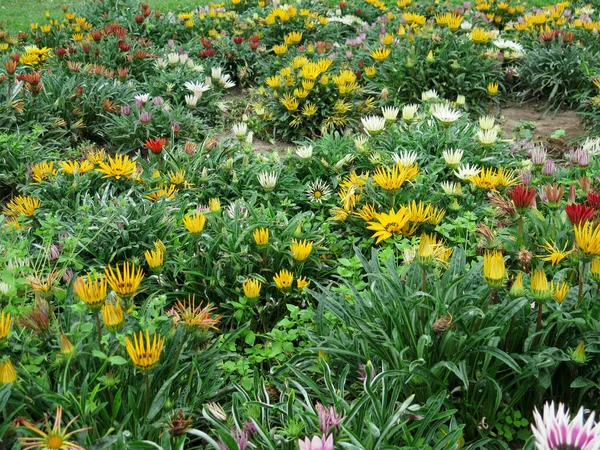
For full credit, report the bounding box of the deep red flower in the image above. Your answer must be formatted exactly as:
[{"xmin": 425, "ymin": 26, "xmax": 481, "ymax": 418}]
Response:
[
  {"xmin": 142, "ymin": 9, "xmax": 151, "ymax": 17},
  {"xmin": 145, "ymin": 137, "xmax": 169, "ymax": 154},
  {"xmin": 134, "ymin": 15, "xmax": 145, "ymax": 23},
  {"xmin": 201, "ymin": 38, "xmax": 213, "ymax": 49},
  {"xmin": 55, "ymin": 47, "xmax": 67, "ymax": 57},
  {"xmin": 91, "ymin": 30, "xmax": 103, "ymax": 41},
  {"xmin": 9, "ymin": 53, "xmax": 21, "ymax": 62},
  {"xmin": 509, "ymin": 184, "xmax": 536, "ymax": 210},
  {"xmin": 587, "ymin": 191, "xmax": 600, "ymax": 210},
  {"xmin": 206, "ymin": 49, "xmax": 216, "ymax": 57},
  {"xmin": 16, "ymin": 72, "xmax": 42, "ymax": 85},
  {"xmin": 565, "ymin": 203, "xmax": 595, "ymax": 226},
  {"xmin": 118, "ymin": 41, "xmax": 131, "ymax": 52},
  {"xmin": 233, "ymin": 36, "xmax": 245, "ymax": 45}
]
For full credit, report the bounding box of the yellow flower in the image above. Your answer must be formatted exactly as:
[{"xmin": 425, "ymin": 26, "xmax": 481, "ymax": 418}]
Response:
[
  {"xmin": 0, "ymin": 360, "xmax": 16, "ymax": 385},
  {"xmin": 297, "ymin": 276, "xmax": 310, "ymax": 290},
  {"xmin": 59, "ymin": 332, "xmax": 75, "ymax": 355},
  {"xmin": 168, "ymin": 295, "xmax": 220, "ymax": 331},
  {"xmin": 272, "ymin": 44, "xmax": 288, "ymax": 55},
  {"xmin": 30, "ymin": 161, "xmax": 57, "ymax": 182},
  {"xmin": 104, "ymin": 262, "xmax": 144, "ymax": 297},
  {"xmin": 18, "ymin": 406, "xmax": 88, "ymax": 450},
  {"xmin": 86, "ymin": 148, "xmax": 106, "ymax": 165},
  {"xmin": 302, "ymin": 102, "xmax": 318, "ymax": 116},
  {"xmin": 0, "ymin": 311, "xmax": 11, "ymax": 342},
  {"xmin": 243, "ymin": 278, "xmax": 262, "ymax": 299},
  {"xmin": 367, "ymin": 207, "xmax": 412, "ymax": 244},
  {"xmin": 591, "ymin": 258, "xmax": 600, "ymax": 283},
  {"xmin": 183, "ymin": 213, "xmax": 206, "ymax": 234},
  {"xmin": 575, "ymin": 221, "xmax": 600, "ymax": 255},
  {"xmin": 144, "ymin": 248, "xmax": 164, "ymax": 269},
  {"xmin": 280, "ymin": 93, "xmax": 299, "ymax": 111},
  {"xmin": 290, "ymin": 239, "xmax": 313, "ymax": 261},
  {"xmin": 96, "ymin": 154, "xmax": 137, "ymax": 180},
  {"xmin": 273, "ymin": 269, "xmax": 294, "ymax": 289},
  {"xmin": 74, "ymin": 274, "xmax": 107, "ymax": 310},
  {"xmin": 487, "ymin": 82, "xmax": 499, "ymax": 96},
  {"xmin": 370, "ymin": 47, "xmax": 391, "ymax": 61},
  {"xmin": 509, "ymin": 272, "xmax": 525, "ymax": 297},
  {"xmin": 372, "ymin": 163, "xmax": 419, "ymax": 192},
  {"xmin": 28, "ymin": 271, "xmax": 60, "ymax": 295},
  {"xmin": 471, "ymin": 27, "xmax": 492, "ymax": 43},
  {"xmin": 468, "ymin": 166, "xmax": 500, "ymax": 191},
  {"xmin": 266, "ymin": 75, "xmax": 282, "ymax": 88},
  {"xmin": 253, "ymin": 227, "xmax": 269, "ymax": 245},
  {"xmin": 60, "ymin": 160, "xmax": 95, "ymax": 175},
  {"xmin": 302, "ymin": 80, "xmax": 315, "ymax": 91},
  {"xmin": 552, "ymin": 281, "xmax": 570, "ymax": 303},
  {"xmin": 483, "ymin": 250, "xmax": 505, "ymax": 288},
  {"xmin": 3, "ymin": 195, "xmax": 41, "ymax": 217},
  {"xmin": 284, "ymin": 31, "xmax": 302, "ymax": 45},
  {"xmin": 209, "ymin": 198, "xmax": 221, "ymax": 212},
  {"xmin": 364, "ymin": 66, "xmax": 376, "ymax": 77},
  {"xmin": 72, "ymin": 33, "xmax": 84, "ymax": 42},
  {"xmin": 531, "ymin": 268, "xmax": 550, "ymax": 300},
  {"xmin": 102, "ymin": 301, "xmax": 124, "ymax": 332},
  {"xmin": 125, "ymin": 330, "xmax": 164, "ymax": 371},
  {"xmin": 353, "ymin": 203, "xmax": 378, "ymax": 221},
  {"xmin": 538, "ymin": 240, "xmax": 573, "ymax": 266},
  {"xmin": 145, "ymin": 185, "xmax": 177, "ymax": 202},
  {"xmin": 417, "ymin": 233, "xmax": 434, "ymax": 264}
]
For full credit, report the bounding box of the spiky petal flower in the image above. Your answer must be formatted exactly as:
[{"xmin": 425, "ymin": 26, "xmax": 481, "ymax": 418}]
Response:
[
  {"xmin": 317, "ymin": 403, "xmax": 343, "ymax": 435},
  {"xmin": 18, "ymin": 406, "xmax": 89, "ymax": 450},
  {"xmin": 361, "ymin": 115, "xmax": 386, "ymax": 135},
  {"xmin": 509, "ymin": 184, "xmax": 536, "ymax": 211},
  {"xmin": 574, "ymin": 221, "xmax": 600, "ymax": 256},
  {"xmin": 104, "ymin": 262, "xmax": 144, "ymax": 298},
  {"xmin": 243, "ymin": 278, "xmax": 262, "ymax": 299},
  {"xmin": 95, "ymin": 154, "xmax": 137, "ymax": 180},
  {"xmin": 306, "ymin": 179, "xmax": 332, "ymax": 203},
  {"xmin": 299, "ymin": 434, "xmax": 334, "ymax": 450},
  {"xmin": 0, "ymin": 359, "xmax": 17, "ymax": 384},
  {"xmin": 73, "ymin": 274, "xmax": 107, "ymax": 310},
  {"xmin": 166, "ymin": 295, "xmax": 220, "ymax": 331},
  {"xmin": 290, "ymin": 239, "xmax": 313, "ymax": 261},
  {"xmin": 0, "ymin": 311, "xmax": 11, "ymax": 342},
  {"xmin": 531, "ymin": 402, "xmax": 600, "ymax": 450},
  {"xmin": 367, "ymin": 207, "xmax": 412, "ymax": 244},
  {"xmin": 483, "ymin": 250, "xmax": 505, "ymax": 288},
  {"xmin": 431, "ymin": 103, "xmax": 461, "ymax": 125},
  {"xmin": 565, "ymin": 203, "xmax": 595, "ymax": 226},
  {"xmin": 258, "ymin": 171, "xmax": 278, "ymax": 190},
  {"xmin": 273, "ymin": 269, "xmax": 293, "ymax": 289},
  {"xmin": 125, "ymin": 330, "xmax": 165, "ymax": 371}
]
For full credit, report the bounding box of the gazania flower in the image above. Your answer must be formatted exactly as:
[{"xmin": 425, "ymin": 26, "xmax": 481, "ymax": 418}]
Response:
[
  {"xmin": 442, "ymin": 149, "xmax": 463, "ymax": 168},
  {"xmin": 73, "ymin": 274, "xmax": 107, "ymax": 310},
  {"xmin": 125, "ymin": 330, "xmax": 164, "ymax": 371},
  {"xmin": 102, "ymin": 301, "xmax": 124, "ymax": 332},
  {"xmin": 232, "ymin": 122, "xmax": 248, "ymax": 139},
  {"xmin": 531, "ymin": 402, "xmax": 600, "ymax": 450},
  {"xmin": 552, "ymin": 281, "xmax": 570, "ymax": 303},
  {"xmin": 0, "ymin": 311, "xmax": 12, "ymax": 342},
  {"xmin": 258, "ymin": 171, "xmax": 278, "ymax": 190},
  {"xmin": 184, "ymin": 80, "xmax": 210, "ymax": 96},
  {"xmin": 30, "ymin": 161, "xmax": 57, "ymax": 182},
  {"xmin": 273, "ymin": 269, "xmax": 294, "ymax": 289},
  {"xmin": 297, "ymin": 276, "xmax": 310, "ymax": 290},
  {"xmin": 509, "ymin": 184, "xmax": 536, "ymax": 210},
  {"xmin": 370, "ymin": 47, "xmax": 391, "ymax": 61},
  {"xmin": 299, "ymin": 434, "xmax": 334, "ymax": 450},
  {"xmin": 144, "ymin": 248, "xmax": 164, "ymax": 269},
  {"xmin": 296, "ymin": 145, "xmax": 313, "ymax": 159},
  {"xmin": 367, "ymin": 207, "xmax": 412, "ymax": 244},
  {"xmin": 27, "ymin": 270, "xmax": 60, "ymax": 296},
  {"xmin": 145, "ymin": 137, "xmax": 168, "ymax": 154},
  {"xmin": 393, "ymin": 151, "xmax": 418, "ymax": 167},
  {"xmin": 253, "ymin": 228, "xmax": 269, "ymax": 246},
  {"xmin": 477, "ymin": 128, "xmax": 498, "ymax": 146},
  {"xmin": 565, "ymin": 203, "xmax": 595, "ymax": 226},
  {"xmin": 574, "ymin": 221, "xmax": 600, "ymax": 256},
  {"xmin": 306, "ymin": 179, "xmax": 332, "ymax": 203},
  {"xmin": 479, "ymin": 116, "xmax": 495, "ymax": 130},
  {"xmin": 454, "ymin": 163, "xmax": 480, "ymax": 180},
  {"xmin": 361, "ymin": 115, "xmax": 385, "ymax": 135},
  {"xmin": 0, "ymin": 359, "xmax": 17, "ymax": 384},
  {"xmin": 381, "ymin": 106, "xmax": 399, "ymax": 122},
  {"xmin": 104, "ymin": 262, "xmax": 144, "ymax": 298},
  {"xmin": 509, "ymin": 272, "xmax": 525, "ymax": 297},
  {"xmin": 531, "ymin": 268, "xmax": 551, "ymax": 300},
  {"xmin": 483, "ymin": 250, "xmax": 505, "ymax": 288},
  {"xmin": 402, "ymin": 104, "xmax": 419, "ymax": 122},
  {"xmin": 290, "ymin": 239, "xmax": 313, "ymax": 261},
  {"xmin": 372, "ymin": 164, "xmax": 418, "ymax": 192},
  {"xmin": 539, "ymin": 240, "xmax": 573, "ymax": 266},
  {"xmin": 183, "ymin": 212, "xmax": 206, "ymax": 234},
  {"xmin": 167, "ymin": 296, "xmax": 220, "ymax": 331},
  {"xmin": 468, "ymin": 166, "xmax": 503, "ymax": 191},
  {"xmin": 431, "ymin": 103, "xmax": 461, "ymax": 125},
  {"xmin": 60, "ymin": 160, "xmax": 94, "ymax": 175},
  {"xmin": 243, "ymin": 278, "xmax": 262, "ymax": 299},
  {"xmin": 18, "ymin": 406, "xmax": 88, "ymax": 450},
  {"xmin": 96, "ymin": 154, "xmax": 137, "ymax": 180},
  {"xmin": 3, "ymin": 195, "xmax": 41, "ymax": 217},
  {"xmin": 146, "ymin": 185, "xmax": 177, "ymax": 202},
  {"xmin": 59, "ymin": 332, "xmax": 75, "ymax": 355}
]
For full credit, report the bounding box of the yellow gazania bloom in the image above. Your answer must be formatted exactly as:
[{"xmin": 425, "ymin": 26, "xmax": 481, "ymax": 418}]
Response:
[
  {"xmin": 74, "ymin": 274, "xmax": 107, "ymax": 310},
  {"xmin": 320, "ymin": 74, "xmax": 329, "ymax": 85},
  {"xmin": 209, "ymin": 198, "xmax": 221, "ymax": 212},
  {"xmin": 272, "ymin": 44, "xmax": 288, "ymax": 56},
  {"xmin": 592, "ymin": 76, "xmax": 600, "ymax": 91},
  {"xmin": 364, "ymin": 66, "xmax": 376, "ymax": 77},
  {"xmin": 301, "ymin": 80, "xmax": 315, "ymax": 91},
  {"xmin": 102, "ymin": 301, "xmax": 124, "ymax": 332},
  {"xmin": 3, "ymin": 195, "xmax": 40, "ymax": 217},
  {"xmin": 333, "ymin": 70, "xmax": 356, "ymax": 86},
  {"xmin": 28, "ymin": 271, "xmax": 60, "ymax": 294},
  {"xmin": 168, "ymin": 170, "xmax": 187, "ymax": 188},
  {"xmin": 253, "ymin": 227, "xmax": 269, "ymax": 245},
  {"xmin": 294, "ymin": 88, "xmax": 309, "ymax": 99},
  {"xmin": 105, "ymin": 262, "xmax": 144, "ymax": 297},
  {"xmin": 154, "ymin": 240, "xmax": 166, "ymax": 254},
  {"xmin": 72, "ymin": 33, "xmax": 84, "ymax": 42},
  {"xmin": 0, "ymin": 311, "xmax": 11, "ymax": 341},
  {"xmin": 86, "ymin": 148, "xmax": 106, "ymax": 165},
  {"xmin": 591, "ymin": 258, "xmax": 600, "ymax": 283},
  {"xmin": 18, "ymin": 406, "xmax": 88, "ymax": 450},
  {"xmin": 330, "ymin": 207, "xmax": 349, "ymax": 221},
  {"xmin": 30, "ymin": 23, "xmax": 39, "ymax": 30},
  {"xmin": 273, "ymin": 269, "xmax": 294, "ymax": 289},
  {"xmin": 293, "ymin": 56, "xmax": 309, "ymax": 69},
  {"xmin": 168, "ymin": 296, "xmax": 220, "ymax": 331},
  {"xmin": 531, "ymin": 268, "xmax": 551, "ymax": 300},
  {"xmin": 243, "ymin": 278, "xmax": 262, "ymax": 299},
  {"xmin": 146, "ymin": 185, "xmax": 177, "ymax": 202},
  {"xmin": 280, "ymin": 94, "xmax": 299, "ymax": 111},
  {"xmin": 60, "ymin": 160, "xmax": 94, "ymax": 175},
  {"xmin": 59, "ymin": 332, "xmax": 75, "ymax": 355},
  {"xmin": 372, "ymin": 163, "xmax": 419, "ymax": 192},
  {"xmin": 428, "ymin": 206, "xmax": 446, "ymax": 225},
  {"xmin": 30, "ymin": 161, "xmax": 58, "ymax": 182},
  {"xmin": 552, "ymin": 281, "xmax": 570, "ymax": 303},
  {"xmin": 302, "ymin": 102, "xmax": 318, "ymax": 116},
  {"xmin": 574, "ymin": 221, "xmax": 600, "ymax": 256},
  {"xmin": 405, "ymin": 200, "xmax": 432, "ymax": 224},
  {"xmin": 380, "ymin": 33, "xmax": 394, "ymax": 45},
  {"xmin": 279, "ymin": 67, "xmax": 292, "ymax": 77},
  {"xmin": 183, "ymin": 213, "xmax": 206, "ymax": 234},
  {"xmin": 496, "ymin": 168, "xmax": 519, "ymax": 188},
  {"xmin": 96, "ymin": 154, "xmax": 137, "ymax": 180},
  {"xmin": 487, "ymin": 82, "xmax": 499, "ymax": 96},
  {"xmin": 144, "ymin": 248, "xmax": 164, "ymax": 269},
  {"xmin": 509, "ymin": 272, "xmax": 525, "ymax": 297},
  {"xmin": 284, "ymin": 31, "xmax": 302, "ymax": 45},
  {"xmin": 317, "ymin": 58, "xmax": 333, "ymax": 73},
  {"xmin": 370, "ymin": 47, "xmax": 391, "ymax": 61},
  {"xmin": 471, "ymin": 28, "xmax": 492, "ymax": 43},
  {"xmin": 266, "ymin": 75, "xmax": 282, "ymax": 89},
  {"xmin": 0, "ymin": 360, "xmax": 17, "ymax": 385},
  {"xmin": 290, "ymin": 239, "xmax": 313, "ymax": 261},
  {"xmin": 353, "ymin": 203, "xmax": 378, "ymax": 221},
  {"xmin": 367, "ymin": 207, "xmax": 412, "ymax": 244},
  {"xmin": 125, "ymin": 330, "xmax": 164, "ymax": 371},
  {"xmin": 417, "ymin": 233, "xmax": 434, "ymax": 264},
  {"xmin": 539, "ymin": 240, "xmax": 573, "ymax": 266},
  {"xmin": 297, "ymin": 276, "xmax": 310, "ymax": 290},
  {"xmin": 483, "ymin": 250, "xmax": 505, "ymax": 288},
  {"xmin": 468, "ymin": 166, "xmax": 500, "ymax": 191}
]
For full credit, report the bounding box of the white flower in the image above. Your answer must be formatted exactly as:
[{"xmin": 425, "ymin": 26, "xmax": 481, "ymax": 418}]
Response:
[
  {"xmin": 531, "ymin": 402, "xmax": 600, "ymax": 450},
  {"xmin": 306, "ymin": 178, "xmax": 332, "ymax": 203},
  {"xmin": 186, "ymin": 59, "xmax": 197, "ymax": 69},
  {"xmin": 185, "ymin": 80, "xmax": 211, "ymax": 97},
  {"xmin": 258, "ymin": 171, "xmax": 278, "ymax": 190},
  {"xmin": 155, "ymin": 57, "xmax": 167, "ymax": 69},
  {"xmin": 402, "ymin": 104, "xmax": 419, "ymax": 121},
  {"xmin": 185, "ymin": 94, "xmax": 198, "ymax": 108},
  {"xmin": 461, "ymin": 20, "xmax": 472, "ymax": 30},
  {"xmin": 431, "ymin": 103, "xmax": 461, "ymax": 125},
  {"xmin": 443, "ymin": 148, "xmax": 463, "ymax": 166},
  {"xmin": 135, "ymin": 93, "xmax": 151, "ymax": 103},
  {"xmin": 393, "ymin": 150, "xmax": 418, "ymax": 166},
  {"xmin": 361, "ymin": 115, "xmax": 386, "ymax": 135},
  {"xmin": 179, "ymin": 53, "xmax": 189, "ymax": 64},
  {"xmin": 354, "ymin": 135, "xmax": 369, "ymax": 151},
  {"xmin": 295, "ymin": 145, "xmax": 313, "ymax": 159},
  {"xmin": 454, "ymin": 163, "xmax": 480, "ymax": 180},
  {"xmin": 167, "ymin": 52, "xmax": 180, "ymax": 64},
  {"xmin": 440, "ymin": 181, "xmax": 461, "ymax": 195},
  {"xmin": 245, "ymin": 131, "xmax": 254, "ymax": 145},
  {"xmin": 232, "ymin": 122, "xmax": 248, "ymax": 138},
  {"xmin": 455, "ymin": 95, "xmax": 466, "ymax": 106},
  {"xmin": 477, "ymin": 128, "xmax": 498, "ymax": 146},
  {"xmin": 211, "ymin": 66, "xmax": 223, "ymax": 79},
  {"xmin": 219, "ymin": 74, "xmax": 236, "ymax": 89},
  {"xmin": 582, "ymin": 137, "xmax": 600, "ymax": 156},
  {"xmin": 334, "ymin": 154, "xmax": 356, "ymax": 171},
  {"xmin": 381, "ymin": 106, "xmax": 399, "ymax": 121},
  {"xmin": 0, "ymin": 281, "xmax": 10, "ymax": 295},
  {"xmin": 403, "ymin": 248, "xmax": 416, "ymax": 264},
  {"xmin": 479, "ymin": 115, "xmax": 495, "ymax": 130},
  {"xmin": 421, "ymin": 89, "xmax": 439, "ymax": 102}
]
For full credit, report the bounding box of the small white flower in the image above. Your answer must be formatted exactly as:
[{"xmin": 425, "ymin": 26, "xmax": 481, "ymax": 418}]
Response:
[
  {"xmin": 431, "ymin": 103, "xmax": 462, "ymax": 125},
  {"xmin": 354, "ymin": 135, "xmax": 369, "ymax": 151},
  {"xmin": 179, "ymin": 53, "xmax": 189, "ymax": 64},
  {"xmin": 479, "ymin": 115, "xmax": 495, "ymax": 130},
  {"xmin": 440, "ymin": 181, "xmax": 461, "ymax": 195},
  {"xmin": 402, "ymin": 104, "xmax": 419, "ymax": 121},
  {"xmin": 0, "ymin": 281, "xmax": 10, "ymax": 295},
  {"xmin": 232, "ymin": 122, "xmax": 248, "ymax": 138},
  {"xmin": 403, "ymin": 248, "xmax": 416, "ymax": 264},
  {"xmin": 295, "ymin": 145, "xmax": 313, "ymax": 159},
  {"xmin": 186, "ymin": 59, "xmax": 197, "ymax": 69},
  {"xmin": 381, "ymin": 106, "xmax": 399, "ymax": 122},
  {"xmin": 421, "ymin": 89, "xmax": 439, "ymax": 102},
  {"xmin": 211, "ymin": 66, "xmax": 223, "ymax": 79},
  {"xmin": 155, "ymin": 57, "xmax": 167, "ymax": 69},
  {"xmin": 334, "ymin": 154, "xmax": 356, "ymax": 171},
  {"xmin": 581, "ymin": 137, "xmax": 600, "ymax": 156},
  {"xmin": 185, "ymin": 94, "xmax": 198, "ymax": 108},
  {"xmin": 477, "ymin": 128, "xmax": 498, "ymax": 146},
  {"xmin": 454, "ymin": 163, "xmax": 481, "ymax": 180},
  {"xmin": 167, "ymin": 52, "xmax": 180, "ymax": 64},
  {"xmin": 245, "ymin": 131, "xmax": 254, "ymax": 145},
  {"xmin": 306, "ymin": 178, "xmax": 332, "ymax": 203},
  {"xmin": 393, "ymin": 150, "xmax": 418, "ymax": 166},
  {"xmin": 443, "ymin": 148, "xmax": 464, "ymax": 166},
  {"xmin": 258, "ymin": 171, "xmax": 278, "ymax": 190},
  {"xmin": 361, "ymin": 115, "xmax": 386, "ymax": 135},
  {"xmin": 135, "ymin": 93, "xmax": 151, "ymax": 103},
  {"xmin": 219, "ymin": 74, "xmax": 236, "ymax": 89},
  {"xmin": 455, "ymin": 95, "xmax": 466, "ymax": 106},
  {"xmin": 185, "ymin": 80, "xmax": 211, "ymax": 97},
  {"xmin": 461, "ymin": 20, "xmax": 472, "ymax": 30}
]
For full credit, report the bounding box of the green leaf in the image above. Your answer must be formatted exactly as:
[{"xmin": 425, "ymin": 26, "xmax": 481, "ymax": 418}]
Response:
[
  {"xmin": 0, "ymin": 384, "xmax": 11, "ymax": 410},
  {"xmin": 245, "ymin": 331, "xmax": 256, "ymax": 346},
  {"xmin": 108, "ymin": 356, "xmax": 128, "ymax": 365},
  {"xmin": 92, "ymin": 350, "xmax": 108, "ymax": 360},
  {"xmin": 88, "ymin": 435, "xmax": 120, "ymax": 450},
  {"xmin": 147, "ymin": 370, "xmax": 184, "ymax": 421}
]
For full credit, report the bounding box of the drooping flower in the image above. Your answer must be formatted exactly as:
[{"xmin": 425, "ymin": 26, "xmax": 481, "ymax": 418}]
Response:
[
  {"xmin": 125, "ymin": 330, "xmax": 165, "ymax": 371},
  {"xmin": 290, "ymin": 239, "xmax": 313, "ymax": 261},
  {"xmin": 18, "ymin": 406, "xmax": 89, "ymax": 450},
  {"xmin": 531, "ymin": 402, "xmax": 600, "ymax": 450}
]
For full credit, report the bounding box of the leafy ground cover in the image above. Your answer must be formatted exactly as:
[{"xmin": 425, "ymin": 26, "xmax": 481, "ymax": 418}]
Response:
[{"xmin": 1, "ymin": 0, "xmax": 600, "ymax": 449}]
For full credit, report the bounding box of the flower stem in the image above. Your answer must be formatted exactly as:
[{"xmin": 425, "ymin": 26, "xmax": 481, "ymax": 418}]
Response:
[
  {"xmin": 518, "ymin": 215, "xmax": 523, "ymax": 248},
  {"xmin": 145, "ymin": 373, "xmax": 150, "ymax": 417},
  {"xmin": 95, "ymin": 311, "xmax": 103, "ymax": 351},
  {"xmin": 578, "ymin": 260, "xmax": 586, "ymax": 306},
  {"xmin": 534, "ymin": 302, "xmax": 543, "ymax": 347},
  {"xmin": 421, "ymin": 268, "xmax": 427, "ymax": 293}
]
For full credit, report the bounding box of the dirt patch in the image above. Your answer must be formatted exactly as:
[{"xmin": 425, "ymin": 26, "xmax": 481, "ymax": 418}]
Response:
[{"xmin": 497, "ymin": 103, "xmax": 586, "ymax": 143}]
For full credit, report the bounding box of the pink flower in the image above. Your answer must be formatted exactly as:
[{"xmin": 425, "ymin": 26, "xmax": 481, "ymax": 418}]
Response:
[
  {"xmin": 532, "ymin": 402, "xmax": 600, "ymax": 450},
  {"xmin": 298, "ymin": 434, "xmax": 333, "ymax": 450}
]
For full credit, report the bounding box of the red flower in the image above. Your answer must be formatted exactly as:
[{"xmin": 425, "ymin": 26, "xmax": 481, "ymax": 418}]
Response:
[
  {"xmin": 145, "ymin": 137, "xmax": 168, "ymax": 154},
  {"xmin": 233, "ymin": 36, "xmax": 245, "ymax": 45},
  {"xmin": 16, "ymin": 72, "xmax": 42, "ymax": 85},
  {"xmin": 55, "ymin": 47, "xmax": 67, "ymax": 57},
  {"xmin": 587, "ymin": 191, "xmax": 600, "ymax": 210},
  {"xmin": 206, "ymin": 49, "xmax": 216, "ymax": 57},
  {"xmin": 565, "ymin": 203, "xmax": 595, "ymax": 226},
  {"xmin": 508, "ymin": 184, "xmax": 536, "ymax": 209},
  {"xmin": 201, "ymin": 38, "xmax": 213, "ymax": 49},
  {"xmin": 118, "ymin": 41, "xmax": 131, "ymax": 52},
  {"xmin": 134, "ymin": 15, "xmax": 145, "ymax": 23}
]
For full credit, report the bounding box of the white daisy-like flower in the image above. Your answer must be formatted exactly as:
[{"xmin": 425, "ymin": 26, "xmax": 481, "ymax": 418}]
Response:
[
  {"xmin": 179, "ymin": 53, "xmax": 189, "ymax": 64},
  {"xmin": 219, "ymin": 74, "xmax": 236, "ymax": 89},
  {"xmin": 421, "ymin": 89, "xmax": 439, "ymax": 102},
  {"xmin": 185, "ymin": 94, "xmax": 198, "ymax": 108},
  {"xmin": 361, "ymin": 115, "xmax": 386, "ymax": 135},
  {"xmin": 306, "ymin": 178, "xmax": 332, "ymax": 203},
  {"xmin": 402, "ymin": 104, "xmax": 419, "ymax": 121},
  {"xmin": 186, "ymin": 59, "xmax": 196, "ymax": 69},
  {"xmin": 393, "ymin": 150, "xmax": 418, "ymax": 166},
  {"xmin": 0, "ymin": 281, "xmax": 10, "ymax": 295},
  {"xmin": 431, "ymin": 103, "xmax": 461, "ymax": 125},
  {"xmin": 232, "ymin": 122, "xmax": 248, "ymax": 139},
  {"xmin": 440, "ymin": 181, "xmax": 461, "ymax": 195},
  {"xmin": 442, "ymin": 148, "xmax": 463, "ymax": 167},
  {"xmin": 581, "ymin": 137, "xmax": 600, "ymax": 156},
  {"xmin": 454, "ymin": 163, "xmax": 481, "ymax": 180},
  {"xmin": 167, "ymin": 52, "xmax": 180, "ymax": 64},
  {"xmin": 354, "ymin": 135, "xmax": 369, "ymax": 151},
  {"xmin": 155, "ymin": 57, "xmax": 167, "ymax": 69},
  {"xmin": 531, "ymin": 401, "xmax": 600, "ymax": 450},
  {"xmin": 477, "ymin": 128, "xmax": 498, "ymax": 146},
  {"xmin": 479, "ymin": 115, "xmax": 495, "ymax": 130},
  {"xmin": 295, "ymin": 145, "xmax": 313, "ymax": 159},
  {"xmin": 135, "ymin": 93, "xmax": 151, "ymax": 103},
  {"xmin": 258, "ymin": 171, "xmax": 278, "ymax": 190},
  {"xmin": 381, "ymin": 106, "xmax": 400, "ymax": 122},
  {"xmin": 185, "ymin": 80, "xmax": 211, "ymax": 97},
  {"xmin": 211, "ymin": 66, "xmax": 223, "ymax": 80},
  {"xmin": 460, "ymin": 21, "xmax": 472, "ymax": 30}
]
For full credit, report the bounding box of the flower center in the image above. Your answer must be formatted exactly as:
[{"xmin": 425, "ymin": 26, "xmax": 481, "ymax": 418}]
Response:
[
  {"xmin": 47, "ymin": 435, "xmax": 64, "ymax": 449},
  {"xmin": 384, "ymin": 222, "xmax": 400, "ymax": 233},
  {"xmin": 314, "ymin": 191, "xmax": 322, "ymax": 198}
]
